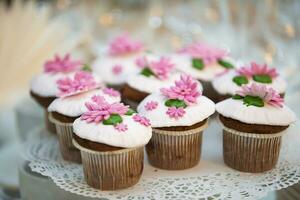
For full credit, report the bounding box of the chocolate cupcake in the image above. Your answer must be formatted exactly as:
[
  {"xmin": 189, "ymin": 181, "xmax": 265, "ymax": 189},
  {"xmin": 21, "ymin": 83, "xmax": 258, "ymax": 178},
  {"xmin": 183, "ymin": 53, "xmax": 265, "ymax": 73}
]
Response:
[
  {"xmin": 30, "ymin": 54, "xmax": 82, "ymax": 133},
  {"xmin": 122, "ymin": 55, "xmax": 183, "ymax": 109},
  {"xmin": 92, "ymin": 33, "xmax": 144, "ymax": 90},
  {"xmin": 72, "ymin": 96, "xmax": 152, "ymax": 190},
  {"xmin": 138, "ymin": 74, "xmax": 215, "ymax": 170},
  {"xmin": 48, "ymin": 71, "xmax": 120, "ymax": 163},
  {"xmin": 216, "ymin": 83, "xmax": 296, "ymax": 173},
  {"xmin": 213, "ymin": 62, "xmax": 286, "ymax": 101},
  {"xmin": 171, "ymin": 42, "xmax": 235, "ymax": 102}
]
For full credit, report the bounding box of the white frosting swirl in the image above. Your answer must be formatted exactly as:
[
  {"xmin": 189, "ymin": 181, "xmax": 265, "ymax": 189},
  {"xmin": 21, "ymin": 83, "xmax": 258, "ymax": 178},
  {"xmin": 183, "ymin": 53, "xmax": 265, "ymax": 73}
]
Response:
[
  {"xmin": 212, "ymin": 70, "xmax": 287, "ymax": 95},
  {"xmin": 73, "ymin": 115, "xmax": 152, "ymax": 148},
  {"xmin": 216, "ymin": 98, "xmax": 296, "ymax": 126},
  {"xmin": 92, "ymin": 52, "xmax": 143, "ymax": 85},
  {"xmin": 137, "ymin": 93, "xmax": 215, "ymax": 127},
  {"xmin": 48, "ymin": 89, "xmax": 120, "ymax": 117},
  {"xmin": 171, "ymin": 54, "xmax": 235, "ymax": 82}
]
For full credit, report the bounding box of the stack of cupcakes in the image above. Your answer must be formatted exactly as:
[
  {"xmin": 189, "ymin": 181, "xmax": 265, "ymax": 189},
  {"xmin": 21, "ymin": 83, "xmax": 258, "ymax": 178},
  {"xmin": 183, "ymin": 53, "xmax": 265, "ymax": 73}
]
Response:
[
  {"xmin": 138, "ymin": 74, "xmax": 215, "ymax": 170},
  {"xmin": 213, "ymin": 62, "xmax": 286, "ymax": 101},
  {"xmin": 30, "ymin": 54, "xmax": 82, "ymax": 133},
  {"xmin": 72, "ymin": 96, "xmax": 152, "ymax": 190},
  {"xmin": 92, "ymin": 33, "xmax": 144, "ymax": 90},
  {"xmin": 122, "ymin": 55, "xmax": 183, "ymax": 109},
  {"xmin": 48, "ymin": 71, "xmax": 120, "ymax": 163},
  {"xmin": 171, "ymin": 42, "xmax": 235, "ymax": 102}
]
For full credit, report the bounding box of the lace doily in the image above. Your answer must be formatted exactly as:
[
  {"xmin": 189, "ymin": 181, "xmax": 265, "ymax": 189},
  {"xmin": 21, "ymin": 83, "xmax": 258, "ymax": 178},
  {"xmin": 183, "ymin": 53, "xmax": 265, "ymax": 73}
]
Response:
[{"xmin": 22, "ymin": 120, "xmax": 300, "ymax": 200}]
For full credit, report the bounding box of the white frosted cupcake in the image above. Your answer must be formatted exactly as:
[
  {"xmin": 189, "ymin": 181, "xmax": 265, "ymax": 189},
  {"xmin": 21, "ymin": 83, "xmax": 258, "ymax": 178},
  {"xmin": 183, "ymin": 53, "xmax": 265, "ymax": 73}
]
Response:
[
  {"xmin": 138, "ymin": 74, "xmax": 215, "ymax": 170},
  {"xmin": 216, "ymin": 83, "xmax": 296, "ymax": 172},
  {"xmin": 122, "ymin": 55, "xmax": 185, "ymax": 108},
  {"xmin": 48, "ymin": 71, "xmax": 120, "ymax": 163},
  {"xmin": 212, "ymin": 62, "xmax": 286, "ymax": 101},
  {"xmin": 30, "ymin": 54, "xmax": 83, "ymax": 132},
  {"xmin": 92, "ymin": 34, "xmax": 144, "ymax": 89},
  {"xmin": 171, "ymin": 42, "xmax": 235, "ymax": 101},
  {"xmin": 73, "ymin": 96, "xmax": 152, "ymax": 190}
]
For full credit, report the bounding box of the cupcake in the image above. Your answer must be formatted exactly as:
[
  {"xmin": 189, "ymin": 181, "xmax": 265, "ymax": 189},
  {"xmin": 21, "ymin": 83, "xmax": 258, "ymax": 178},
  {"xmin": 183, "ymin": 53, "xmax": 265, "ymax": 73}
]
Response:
[
  {"xmin": 72, "ymin": 96, "xmax": 152, "ymax": 190},
  {"xmin": 216, "ymin": 83, "xmax": 296, "ymax": 173},
  {"xmin": 122, "ymin": 55, "xmax": 183, "ymax": 109},
  {"xmin": 171, "ymin": 42, "xmax": 235, "ymax": 102},
  {"xmin": 212, "ymin": 62, "xmax": 286, "ymax": 101},
  {"xmin": 48, "ymin": 71, "xmax": 120, "ymax": 163},
  {"xmin": 30, "ymin": 54, "xmax": 82, "ymax": 133},
  {"xmin": 92, "ymin": 33, "xmax": 144, "ymax": 90},
  {"xmin": 138, "ymin": 74, "xmax": 215, "ymax": 170}
]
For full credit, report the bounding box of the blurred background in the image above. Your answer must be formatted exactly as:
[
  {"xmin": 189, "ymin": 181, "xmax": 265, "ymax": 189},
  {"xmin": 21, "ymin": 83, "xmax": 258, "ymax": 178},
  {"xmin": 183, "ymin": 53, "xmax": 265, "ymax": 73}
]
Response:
[{"xmin": 0, "ymin": 0, "xmax": 299, "ymax": 199}]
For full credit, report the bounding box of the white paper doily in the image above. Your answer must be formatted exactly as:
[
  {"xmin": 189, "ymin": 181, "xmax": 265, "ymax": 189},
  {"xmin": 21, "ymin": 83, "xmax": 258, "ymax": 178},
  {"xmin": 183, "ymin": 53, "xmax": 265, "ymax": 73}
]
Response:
[{"xmin": 22, "ymin": 120, "xmax": 300, "ymax": 200}]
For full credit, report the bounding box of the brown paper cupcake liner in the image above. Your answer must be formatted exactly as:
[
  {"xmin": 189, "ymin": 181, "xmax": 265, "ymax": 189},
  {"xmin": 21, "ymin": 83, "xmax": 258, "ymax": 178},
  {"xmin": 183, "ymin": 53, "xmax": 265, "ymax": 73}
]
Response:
[
  {"xmin": 222, "ymin": 126, "xmax": 286, "ymax": 173},
  {"xmin": 146, "ymin": 121, "xmax": 208, "ymax": 170},
  {"xmin": 73, "ymin": 139, "xmax": 144, "ymax": 190},
  {"xmin": 121, "ymin": 98, "xmax": 139, "ymax": 111},
  {"xmin": 44, "ymin": 110, "xmax": 56, "ymax": 134},
  {"xmin": 48, "ymin": 113, "xmax": 81, "ymax": 163}
]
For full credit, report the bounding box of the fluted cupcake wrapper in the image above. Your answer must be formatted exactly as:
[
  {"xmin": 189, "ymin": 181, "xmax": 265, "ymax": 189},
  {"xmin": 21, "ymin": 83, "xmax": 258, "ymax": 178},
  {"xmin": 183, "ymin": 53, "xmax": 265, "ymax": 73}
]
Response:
[
  {"xmin": 146, "ymin": 121, "xmax": 208, "ymax": 170},
  {"xmin": 44, "ymin": 110, "xmax": 56, "ymax": 134},
  {"xmin": 222, "ymin": 126, "xmax": 286, "ymax": 173},
  {"xmin": 48, "ymin": 113, "xmax": 81, "ymax": 163},
  {"xmin": 73, "ymin": 139, "xmax": 144, "ymax": 190}
]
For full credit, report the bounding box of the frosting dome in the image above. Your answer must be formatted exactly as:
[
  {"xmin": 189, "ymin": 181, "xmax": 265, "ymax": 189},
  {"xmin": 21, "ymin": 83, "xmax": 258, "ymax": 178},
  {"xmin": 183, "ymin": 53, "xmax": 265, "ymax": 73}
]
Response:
[
  {"xmin": 216, "ymin": 98, "xmax": 296, "ymax": 126},
  {"xmin": 48, "ymin": 88, "xmax": 120, "ymax": 117}
]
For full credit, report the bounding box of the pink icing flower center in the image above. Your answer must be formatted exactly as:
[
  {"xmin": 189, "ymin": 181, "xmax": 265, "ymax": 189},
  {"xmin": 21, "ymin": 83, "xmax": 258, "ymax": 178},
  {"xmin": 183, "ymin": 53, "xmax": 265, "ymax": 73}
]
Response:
[
  {"xmin": 145, "ymin": 101, "xmax": 158, "ymax": 111},
  {"xmin": 137, "ymin": 56, "xmax": 175, "ymax": 80},
  {"xmin": 109, "ymin": 34, "xmax": 143, "ymax": 56},
  {"xmin": 161, "ymin": 74, "xmax": 201, "ymax": 105},
  {"xmin": 179, "ymin": 42, "xmax": 228, "ymax": 65},
  {"xmin": 166, "ymin": 107, "xmax": 186, "ymax": 119},
  {"xmin": 81, "ymin": 95, "xmax": 129, "ymax": 123},
  {"xmin": 237, "ymin": 62, "xmax": 278, "ymax": 78},
  {"xmin": 44, "ymin": 54, "xmax": 82, "ymax": 73},
  {"xmin": 237, "ymin": 83, "xmax": 284, "ymax": 107},
  {"xmin": 112, "ymin": 65, "xmax": 123, "ymax": 75},
  {"xmin": 114, "ymin": 123, "xmax": 128, "ymax": 132},
  {"xmin": 133, "ymin": 114, "xmax": 151, "ymax": 127},
  {"xmin": 102, "ymin": 88, "xmax": 120, "ymax": 97},
  {"xmin": 56, "ymin": 71, "xmax": 99, "ymax": 97}
]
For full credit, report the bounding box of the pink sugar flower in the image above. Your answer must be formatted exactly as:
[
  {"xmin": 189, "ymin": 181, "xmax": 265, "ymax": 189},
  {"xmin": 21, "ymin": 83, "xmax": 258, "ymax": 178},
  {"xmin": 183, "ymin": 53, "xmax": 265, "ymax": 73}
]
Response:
[
  {"xmin": 114, "ymin": 123, "xmax": 128, "ymax": 132},
  {"xmin": 149, "ymin": 57, "xmax": 174, "ymax": 80},
  {"xmin": 102, "ymin": 88, "xmax": 120, "ymax": 97},
  {"xmin": 133, "ymin": 114, "xmax": 151, "ymax": 127},
  {"xmin": 145, "ymin": 101, "xmax": 158, "ymax": 111},
  {"xmin": 81, "ymin": 95, "xmax": 129, "ymax": 123},
  {"xmin": 179, "ymin": 42, "xmax": 228, "ymax": 65},
  {"xmin": 166, "ymin": 107, "xmax": 185, "ymax": 119},
  {"xmin": 161, "ymin": 74, "xmax": 201, "ymax": 105},
  {"xmin": 109, "ymin": 33, "xmax": 143, "ymax": 56},
  {"xmin": 237, "ymin": 83, "xmax": 284, "ymax": 107},
  {"xmin": 112, "ymin": 65, "xmax": 123, "ymax": 75},
  {"xmin": 237, "ymin": 62, "xmax": 278, "ymax": 78},
  {"xmin": 44, "ymin": 54, "xmax": 82, "ymax": 73},
  {"xmin": 135, "ymin": 56, "xmax": 148, "ymax": 68},
  {"xmin": 56, "ymin": 71, "xmax": 99, "ymax": 97}
]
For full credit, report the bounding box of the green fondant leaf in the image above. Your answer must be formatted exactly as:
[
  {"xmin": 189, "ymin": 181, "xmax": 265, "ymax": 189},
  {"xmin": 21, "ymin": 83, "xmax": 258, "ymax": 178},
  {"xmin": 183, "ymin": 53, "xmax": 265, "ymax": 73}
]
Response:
[
  {"xmin": 243, "ymin": 95, "xmax": 264, "ymax": 107},
  {"xmin": 232, "ymin": 94, "xmax": 243, "ymax": 100},
  {"xmin": 165, "ymin": 99, "xmax": 187, "ymax": 108},
  {"xmin": 125, "ymin": 108, "xmax": 136, "ymax": 116},
  {"xmin": 103, "ymin": 114, "xmax": 123, "ymax": 125},
  {"xmin": 82, "ymin": 64, "xmax": 92, "ymax": 72},
  {"xmin": 253, "ymin": 74, "xmax": 272, "ymax": 83},
  {"xmin": 192, "ymin": 58, "xmax": 204, "ymax": 70},
  {"xmin": 218, "ymin": 59, "xmax": 234, "ymax": 69},
  {"xmin": 140, "ymin": 67, "xmax": 154, "ymax": 77},
  {"xmin": 232, "ymin": 75, "xmax": 249, "ymax": 86}
]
